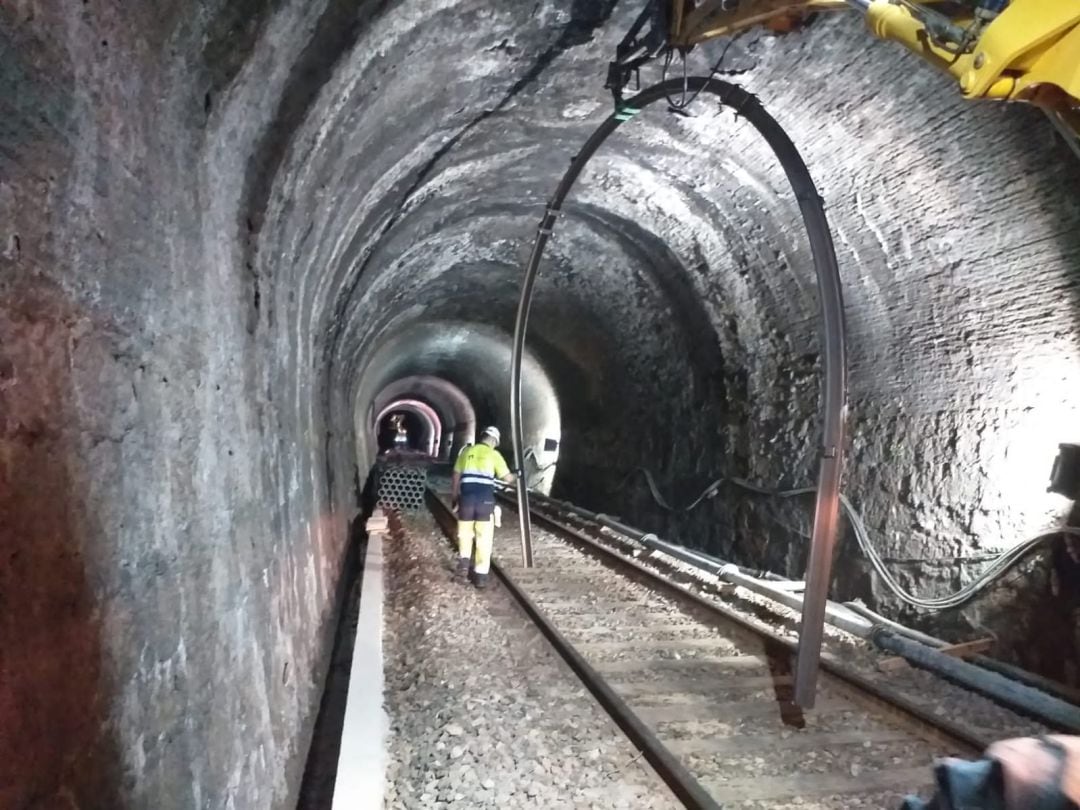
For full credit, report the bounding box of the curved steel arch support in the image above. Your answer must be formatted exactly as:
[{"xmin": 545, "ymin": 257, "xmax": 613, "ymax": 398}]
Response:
[
  {"xmin": 510, "ymin": 77, "xmax": 847, "ymax": 709},
  {"xmin": 375, "ymin": 398, "xmax": 442, "ymax": 456}
]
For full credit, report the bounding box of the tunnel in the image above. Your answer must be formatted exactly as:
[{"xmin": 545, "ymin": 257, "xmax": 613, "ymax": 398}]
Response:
[
  {"xmin": 374, "ymin": 405, "xmax": 436, "ymax": 455},
  {"xmin": 3, "ymin": 1, "xmax": 1080, "ymax": 807}
]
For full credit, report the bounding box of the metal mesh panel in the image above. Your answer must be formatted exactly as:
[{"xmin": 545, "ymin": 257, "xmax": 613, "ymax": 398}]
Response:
[{"xmin": 375, "ymin": 462, "xmax": 428, "ymax": 513}]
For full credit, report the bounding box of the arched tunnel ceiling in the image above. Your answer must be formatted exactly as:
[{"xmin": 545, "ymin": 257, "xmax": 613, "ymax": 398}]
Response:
[
  {"xmin": 5, "ymin": 2, "xmax": 1080, "ymax": 806},
  {"xmin": 255, "ymin": 0, "xmax": 1080, "ymax": 554}
]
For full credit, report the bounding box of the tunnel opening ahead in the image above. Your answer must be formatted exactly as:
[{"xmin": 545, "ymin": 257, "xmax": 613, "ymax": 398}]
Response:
[
  {"xmin": 354, "ymin": 322, "xmax": 562, "ymax": 496},
  {"xmin": 375, "ymin": 400, "xmax": 441, "ymax": 457}
]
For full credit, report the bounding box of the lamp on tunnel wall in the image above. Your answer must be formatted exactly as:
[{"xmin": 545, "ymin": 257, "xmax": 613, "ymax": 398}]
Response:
[
  {"xmin": 1049, "ymin": 444, "xmax": 1080, "ymax": 500},
  {"xmin": 510, "ymin": 77, "xmax": 847, "ymax": 710}
]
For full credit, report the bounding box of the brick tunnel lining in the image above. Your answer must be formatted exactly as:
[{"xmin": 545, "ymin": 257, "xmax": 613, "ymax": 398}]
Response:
[{"xmin": 3, "ymin": 1, "xmax": 1080, "ymax": 808}]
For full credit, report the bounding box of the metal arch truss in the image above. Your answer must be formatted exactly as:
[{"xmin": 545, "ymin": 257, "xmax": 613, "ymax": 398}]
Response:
[{"xmin": 509, "ymin": 77, "xmax": 848, "ymax": 709}]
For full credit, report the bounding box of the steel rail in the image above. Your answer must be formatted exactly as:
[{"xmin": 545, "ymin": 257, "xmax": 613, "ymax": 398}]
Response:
[
  {"xmin": 526, "ymin": 491, "xmax": 1080, "ymax": 736},
  {"xmin": 424, "ymin": 489, "xmax": 722, "ymax": 810},
  {"xmin": 509, "ymin": 76, "xmax": 847, "ymax": 708},
  {"xmin": 505, "ymin": 492, "xmax": 988, "ymax": 755}
]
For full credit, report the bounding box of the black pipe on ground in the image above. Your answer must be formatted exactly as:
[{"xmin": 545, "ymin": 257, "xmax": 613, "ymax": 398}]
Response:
[{"xmin": 872, "ymin": 630, "xmax": 1080, "ymax": 734}]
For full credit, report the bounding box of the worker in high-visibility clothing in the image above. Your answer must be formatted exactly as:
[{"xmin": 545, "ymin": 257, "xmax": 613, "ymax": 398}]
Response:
[{"xmin": 451, "ymin": 426, "xmax": 515, "ymax": 588}]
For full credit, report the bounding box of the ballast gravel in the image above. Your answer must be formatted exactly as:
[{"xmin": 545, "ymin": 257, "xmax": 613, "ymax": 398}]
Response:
[
  {"xmin": 382, "ymin": 515, "xmax": 679, "ymax": 809},
  {"xmin": 490, "ymin": 515, "xmax": 945, "ymax": 806},
  {"xmin": 557, "ymin": 512, "xmax": 1056, "ymax": 744}
]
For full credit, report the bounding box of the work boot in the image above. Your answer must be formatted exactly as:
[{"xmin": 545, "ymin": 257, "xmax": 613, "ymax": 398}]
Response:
[
  {"xmin": 455, "ymin": 557, "xmax": 470, "ymax": 581},
  {"xmin": 473, "ymin": 572, "xmax": 489, "ymax": 590}
]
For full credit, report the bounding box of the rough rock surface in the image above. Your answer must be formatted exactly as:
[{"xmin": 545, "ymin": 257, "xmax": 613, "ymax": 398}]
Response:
[
  {"xmin": 382, "ymin": 515, "xmax": 677, "ymax": 809},
  {"xmin": 3, "ymin": 0, "xmax": 1080, "ymax": 807}
]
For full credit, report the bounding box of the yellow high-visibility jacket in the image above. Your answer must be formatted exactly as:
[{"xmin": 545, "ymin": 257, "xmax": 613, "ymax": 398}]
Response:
[{"xmin": 454, "ymin": 443, "xmax": 509, "ymax": 488}]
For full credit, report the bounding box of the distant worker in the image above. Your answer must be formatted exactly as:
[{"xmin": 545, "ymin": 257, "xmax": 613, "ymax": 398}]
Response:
[
  {"xmin": 451, "ymin": 426, "xmax": 515, "ymax": 589},
  {"xmin": 391, "ymin": 414, "xmax": 408, "ymax": 451}
]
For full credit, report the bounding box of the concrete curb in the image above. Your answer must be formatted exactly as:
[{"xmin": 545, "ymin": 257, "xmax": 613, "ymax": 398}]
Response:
[{"xmin": 331, "ymin": 525, "xmax": 387, "ymax": 809}]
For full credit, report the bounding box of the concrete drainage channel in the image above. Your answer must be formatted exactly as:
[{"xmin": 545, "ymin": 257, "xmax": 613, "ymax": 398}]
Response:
[
  {"xmin": 297, "ymin": 510, "xmax": 394, "ymax": 810},
  {"xmin": 328, "ymin": 510, "xmax": 391, "ymax": 809},
  {"xmin": 422, "ymin": 487, "xmax": 1070, "ymax": 808}
]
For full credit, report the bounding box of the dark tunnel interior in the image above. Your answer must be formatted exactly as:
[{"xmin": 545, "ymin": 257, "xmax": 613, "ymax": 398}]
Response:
[
  {"xmin": 376, "ymin": 409, "xmax": 429, "ymax": 454},
  {"xmin": 3, "ymin": 1, "xmax": 1080, "ymax": 807}
]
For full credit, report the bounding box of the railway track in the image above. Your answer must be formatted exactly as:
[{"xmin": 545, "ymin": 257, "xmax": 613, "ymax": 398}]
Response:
[{"xmin": 425, "ymin": 488, "xmax": 993, "ymax": 809}]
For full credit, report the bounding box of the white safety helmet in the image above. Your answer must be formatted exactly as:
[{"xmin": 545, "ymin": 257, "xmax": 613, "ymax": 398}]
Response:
[{"xmin": 481, "ymin": 426, "xmax": 501, "ymax": 446}]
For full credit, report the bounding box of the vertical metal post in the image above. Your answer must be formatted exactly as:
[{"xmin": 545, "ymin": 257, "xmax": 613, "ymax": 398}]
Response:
[
  {"xmin": 509, "ymin": 320, "xmax": 535, "ymax": 567},
  {"xmin": 510, "ymin": 206, "xmax": 559, "ymax": 568}
]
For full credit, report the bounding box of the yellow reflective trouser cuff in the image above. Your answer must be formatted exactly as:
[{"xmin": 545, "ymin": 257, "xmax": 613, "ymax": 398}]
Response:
[
  {"xmin": 457, "ymin": 520, "xmax": 475, "ymax": 560},
  {"xmin": 474, "ymin": 519, "xmax": 495, "ymax": 575}
]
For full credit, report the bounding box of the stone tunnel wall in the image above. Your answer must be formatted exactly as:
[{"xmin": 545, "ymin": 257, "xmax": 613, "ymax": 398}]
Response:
[
  {"xmin": 1, "ymin": 2, "xmax": 360, "ymax": 807},
  {"xmin": 4, "ymin": 0, "xmax": 1080, "ymax": 808}
]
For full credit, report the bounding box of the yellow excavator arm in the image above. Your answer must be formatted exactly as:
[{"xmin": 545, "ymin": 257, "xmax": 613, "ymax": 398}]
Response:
[{"xmin": 611, "ymin": 0, "xmax": 1080, "ymax": 139}]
